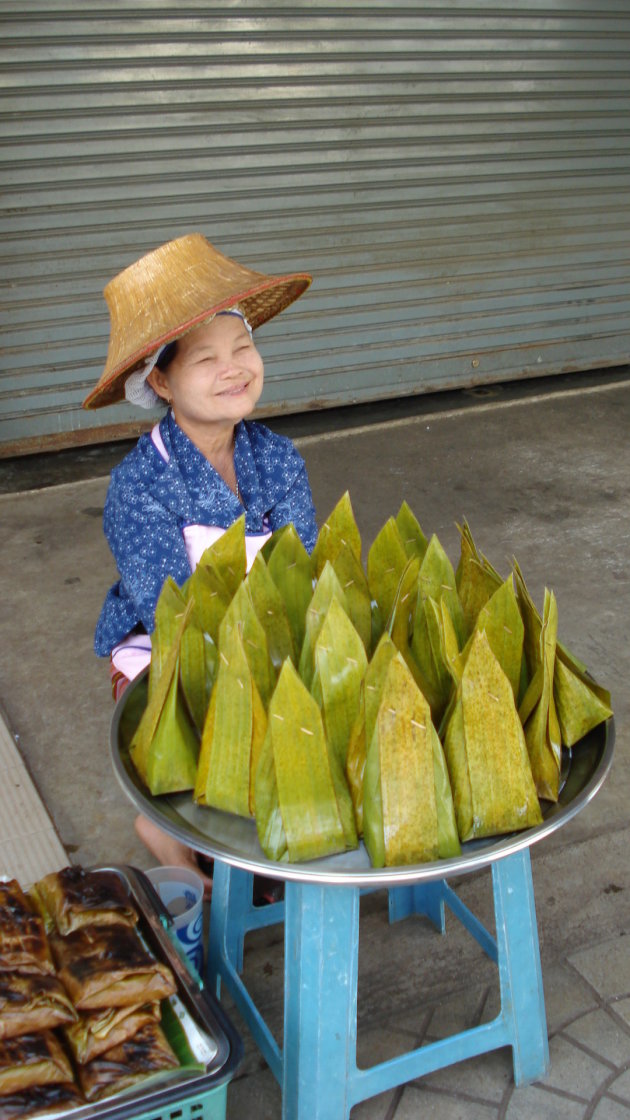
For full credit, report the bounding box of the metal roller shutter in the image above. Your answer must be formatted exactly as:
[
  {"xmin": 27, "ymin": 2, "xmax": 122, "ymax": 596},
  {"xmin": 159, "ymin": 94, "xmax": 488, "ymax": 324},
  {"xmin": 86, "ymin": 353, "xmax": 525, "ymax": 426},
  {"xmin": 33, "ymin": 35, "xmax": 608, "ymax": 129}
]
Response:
[{"xmin": 1, "ymin": 1, "xmax": 630, "ymax": 454}]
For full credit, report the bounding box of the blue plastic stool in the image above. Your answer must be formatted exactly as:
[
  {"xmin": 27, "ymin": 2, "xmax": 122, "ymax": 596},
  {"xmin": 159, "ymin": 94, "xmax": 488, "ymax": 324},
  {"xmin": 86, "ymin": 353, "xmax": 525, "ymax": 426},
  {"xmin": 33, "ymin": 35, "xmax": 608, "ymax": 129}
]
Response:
[{"xmin": 207, "ymin": 848, "xmax": 549, "ymax": 1120}]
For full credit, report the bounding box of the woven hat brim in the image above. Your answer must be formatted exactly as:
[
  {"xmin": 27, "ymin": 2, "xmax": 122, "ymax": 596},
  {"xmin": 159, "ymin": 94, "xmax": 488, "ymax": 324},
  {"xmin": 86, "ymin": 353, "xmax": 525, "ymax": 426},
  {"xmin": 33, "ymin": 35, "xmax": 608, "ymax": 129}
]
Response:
[{"xmin": 83, "ymin": 272, "xmax": 311, "ymax": 410}]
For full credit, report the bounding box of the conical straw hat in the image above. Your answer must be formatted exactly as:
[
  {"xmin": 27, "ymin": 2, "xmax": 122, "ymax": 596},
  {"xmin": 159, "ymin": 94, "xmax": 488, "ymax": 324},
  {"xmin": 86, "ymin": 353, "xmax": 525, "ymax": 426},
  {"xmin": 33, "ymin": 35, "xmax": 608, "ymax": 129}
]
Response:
[{"xmin": 83, "ymin": 233, "xmax": 312, "ymax": 409}]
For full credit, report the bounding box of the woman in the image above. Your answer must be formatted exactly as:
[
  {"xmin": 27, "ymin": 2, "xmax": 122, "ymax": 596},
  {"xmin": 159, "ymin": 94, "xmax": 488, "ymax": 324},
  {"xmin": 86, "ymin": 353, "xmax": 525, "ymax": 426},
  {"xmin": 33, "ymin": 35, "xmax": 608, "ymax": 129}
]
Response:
[{"xmin": 84, "ymin": 233, "xmax": 317, "ymax": 889}]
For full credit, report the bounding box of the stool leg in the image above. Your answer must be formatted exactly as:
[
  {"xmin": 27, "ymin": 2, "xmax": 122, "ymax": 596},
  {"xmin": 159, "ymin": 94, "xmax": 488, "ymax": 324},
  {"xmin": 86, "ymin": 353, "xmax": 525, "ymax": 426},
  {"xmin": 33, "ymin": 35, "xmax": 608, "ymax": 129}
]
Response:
[
  {"xmin": 388, "ymin": 881, "xmax": 446, "ymax": 931},
  {"xmin": 493, "ymin": 849, "xmax": 549, "ymax": 1085},
  {"xmin": 282, "ymin": 881, "xmax": 359, "ymax": 1120},
  {"xmin": 207, "ymin": 862, "xmax": 252, "ymax": 995}
]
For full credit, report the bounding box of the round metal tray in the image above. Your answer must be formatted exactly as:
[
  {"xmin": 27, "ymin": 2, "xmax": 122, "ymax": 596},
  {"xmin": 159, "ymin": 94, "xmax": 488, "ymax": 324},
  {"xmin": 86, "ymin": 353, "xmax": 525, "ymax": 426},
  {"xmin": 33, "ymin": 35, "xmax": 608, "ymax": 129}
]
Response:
[{"xmin": 111, "ymin": 672, "xmax": 615, "ymax": 887}]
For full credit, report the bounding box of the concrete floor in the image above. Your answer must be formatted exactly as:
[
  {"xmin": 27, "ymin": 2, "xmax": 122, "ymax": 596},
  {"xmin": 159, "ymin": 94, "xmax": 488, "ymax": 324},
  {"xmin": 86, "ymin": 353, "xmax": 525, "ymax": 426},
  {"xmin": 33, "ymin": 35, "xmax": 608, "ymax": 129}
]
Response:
[{"xmin": 0, "ymin": 368, "xmax": 629, "ymax": 1118}]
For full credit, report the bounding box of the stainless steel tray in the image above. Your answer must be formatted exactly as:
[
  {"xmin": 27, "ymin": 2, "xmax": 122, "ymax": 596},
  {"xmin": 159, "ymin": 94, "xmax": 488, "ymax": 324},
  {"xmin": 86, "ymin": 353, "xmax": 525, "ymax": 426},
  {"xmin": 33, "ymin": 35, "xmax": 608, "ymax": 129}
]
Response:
[
  {"xmin": 42, "ymin": 863, "xmax": 242, "ymax": 1120},
  {"xmin": 111, "ymin": 673, "xmax": 615, "ymax": 887}
]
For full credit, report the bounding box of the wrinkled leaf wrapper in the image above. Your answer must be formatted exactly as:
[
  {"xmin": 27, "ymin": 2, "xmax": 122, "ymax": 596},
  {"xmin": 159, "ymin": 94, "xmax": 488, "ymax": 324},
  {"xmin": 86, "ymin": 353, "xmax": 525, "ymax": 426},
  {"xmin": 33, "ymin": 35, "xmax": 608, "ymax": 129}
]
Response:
[
  {"xmin": 0, "ymin": 1082, "xmax": 84, "ymax": 1119},
  {"xmin": 29, "ymin": 866, "xmax": 138, "ymax": 937},
  {"xmin": 51, "ymin": 924, "xmax": 176, "ymax": 1011},
  {"xmin": 0, "ymin": 973, "xmax": 77, "ymax": 1041},
  {"xmin": 64, "ymin": 1002, "xmax": 161, "ymax": 1065},
  {"xmin": 256, "ymin": 661, "xmax": 357, "ymax": 862},
  {"xmin": 0, "ymin": 880, "xmax": 54, "ymax": 976},
  {"xmin": 443, "ymin": 631, "xmax": 542, "ymax": 841},
  {"xmin": 0, "ymin": 1031, "xmax": 74, "ymax": 1095},
  {"xmin": 76, "ymin": 1021, "xmax": 179, "ymax": 1102},
  {"xmin": 363, "ymin": 653, "xmax": 460, "ymax": 867},
  {"xmin": 311, "ymin": 597, "xmax": 368, "ymax": 767}
]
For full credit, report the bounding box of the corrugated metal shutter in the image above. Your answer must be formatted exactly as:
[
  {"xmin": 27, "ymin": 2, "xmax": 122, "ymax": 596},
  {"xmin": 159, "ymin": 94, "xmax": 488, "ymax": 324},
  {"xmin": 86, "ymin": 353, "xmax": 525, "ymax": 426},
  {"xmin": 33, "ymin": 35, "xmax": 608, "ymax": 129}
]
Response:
[{"xmin": 2, "ymin": 2, "xmax": 630, "ymax": 455}]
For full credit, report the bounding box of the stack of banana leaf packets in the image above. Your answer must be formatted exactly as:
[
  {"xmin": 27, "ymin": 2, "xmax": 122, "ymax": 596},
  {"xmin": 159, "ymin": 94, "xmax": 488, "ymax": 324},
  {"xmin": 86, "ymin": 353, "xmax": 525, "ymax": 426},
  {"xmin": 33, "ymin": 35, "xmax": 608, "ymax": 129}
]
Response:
[{"xmin": 126, "ymin": 497, "xmax": 613, "ymax": 868}]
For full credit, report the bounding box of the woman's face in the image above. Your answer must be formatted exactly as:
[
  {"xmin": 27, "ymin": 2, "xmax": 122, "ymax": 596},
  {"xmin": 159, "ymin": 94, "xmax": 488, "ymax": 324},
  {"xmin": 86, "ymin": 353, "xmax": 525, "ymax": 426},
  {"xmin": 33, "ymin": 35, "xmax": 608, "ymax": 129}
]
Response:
[{"xmin": 147, "ymin": 313, "xmax": 264, "ymax": 433}]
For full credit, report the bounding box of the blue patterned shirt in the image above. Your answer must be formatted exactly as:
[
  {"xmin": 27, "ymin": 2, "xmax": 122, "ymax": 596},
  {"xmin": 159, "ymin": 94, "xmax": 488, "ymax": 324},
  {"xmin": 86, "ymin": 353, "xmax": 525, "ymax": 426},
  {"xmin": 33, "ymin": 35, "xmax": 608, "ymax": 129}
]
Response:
[{"xmin": 95, "ymin": 412, "xmax": 317, "ymax": 656}]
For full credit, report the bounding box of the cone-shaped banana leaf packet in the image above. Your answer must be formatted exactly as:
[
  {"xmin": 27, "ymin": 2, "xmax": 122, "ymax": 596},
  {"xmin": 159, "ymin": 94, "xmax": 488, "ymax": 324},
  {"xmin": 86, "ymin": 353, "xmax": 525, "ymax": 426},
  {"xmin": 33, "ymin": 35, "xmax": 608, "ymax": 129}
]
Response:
[
  {"xmin": 443, "ymin": 631, "xmax": 542, "ymax": 841},
  {"xmin": 311, "ymin": 491, "xmax": 362, "ymax": 577},
  {"xmin": 326, "ymin": 539, "xmax": 372, "ymax": 656},
  {"xmin": 367, "ymin": 517, "xmax": 409, "ymax": 646},
  {"xmin": 308, "ymin": 492, "xmax": 371, "ymax": 652},
  {"xmin": 519, "ymin": 589, "xmax": 563, "ymax": 801},
  {"xmin": 218, "ymin": 583, "xmax": 274, "ymax": 708},
  {"xmin": 179, "ymin": 626, "xmax": 218, "ymax": 734},
  {"xmin": 387, "ymin": 556, "xmax": 421, "ymax": 654},
  {"xmin": 183, "ymin": 563, "xmax": 232, "ymax": 645},
  {"xmin": 409, "ymin": 594, "xmax": 454, "ymax": 725},
  {"xmin": 194, "ymin": 625, "xmax": 267, "ymax": 817},
  {"xmin": 130, "ymin": 600, "xmax": 200, "ymax": 795},
  {"xmin": 417, "ymin": 534, "xmax": 466, "ymax": 647},
  {"xmin": 254, "ymin": 726, "xmax": 288, "ymax": 862},
  {"xmin": 256, "ymin": 660, "xmax": 357, "ymax": 862},
  {"xmin": 298, "ymin": 561, "xmax": 349, "ymax": 688},
  {"xmin": 345, "ymin": 633, "xmax": 398, "ymax": 835},
  {"xmin": 243, "ymin": 552, "xmax": 296, "ymax": 671},
  {"xmin": 455, "ymin": 521, "xmax": 503, "ymax": 640},
  {"xmin": 363, "ymin": 652, "xmax": 460, "ymax": 867},
  {"xmin": 195, "ymin": 514, "xmax": 247, "ymax": 599},
  {"xmin": 178, "ymin": 631, "xmax": 217, "ymax": 734},
  {"xmin": 265, "ymin": 524, "xmax": 313, "ymax": 655},
  {"xmin": 310, "ymin": 597, "xmax": 368, "ymax": 768},
  {"xmin": 513, "ymin": 560, "xmax": 612, "ymax": 746},
  {"xmin": 395, "ymin": 500, "xmax": 429, "ymax": 562},
  {"xmin": 458, "ymin": 576, "xmax": 524, "ymax": 703},
  {"xmin": 149, "ymin": 577, "xmax": 188, "ymax": 690}
]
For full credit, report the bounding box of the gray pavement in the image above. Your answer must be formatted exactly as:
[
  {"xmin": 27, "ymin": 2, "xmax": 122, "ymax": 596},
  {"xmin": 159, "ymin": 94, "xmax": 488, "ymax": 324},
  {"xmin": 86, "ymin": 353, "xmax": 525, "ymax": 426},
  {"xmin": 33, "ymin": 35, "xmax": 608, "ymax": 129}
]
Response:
[{"xmin": 0, "ymin": 369, "xmax": 629, "ymax": 1118}]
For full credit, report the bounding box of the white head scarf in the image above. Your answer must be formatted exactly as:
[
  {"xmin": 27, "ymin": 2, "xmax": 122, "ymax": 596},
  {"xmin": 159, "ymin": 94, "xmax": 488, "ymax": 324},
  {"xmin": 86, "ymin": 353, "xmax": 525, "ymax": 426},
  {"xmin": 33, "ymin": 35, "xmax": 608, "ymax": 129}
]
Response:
[{"xmin": 124, "ymin": 308, "xmax": 254, "ymax": 409}]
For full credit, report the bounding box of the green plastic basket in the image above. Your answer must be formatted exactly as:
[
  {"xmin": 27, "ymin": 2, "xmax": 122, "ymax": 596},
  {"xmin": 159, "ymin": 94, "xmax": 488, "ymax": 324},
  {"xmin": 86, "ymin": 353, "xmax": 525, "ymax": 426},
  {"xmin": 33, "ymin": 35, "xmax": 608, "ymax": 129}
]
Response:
[{"xmin": 129, "ymin": 1082, "xmax": 229, "ymax": 1120}]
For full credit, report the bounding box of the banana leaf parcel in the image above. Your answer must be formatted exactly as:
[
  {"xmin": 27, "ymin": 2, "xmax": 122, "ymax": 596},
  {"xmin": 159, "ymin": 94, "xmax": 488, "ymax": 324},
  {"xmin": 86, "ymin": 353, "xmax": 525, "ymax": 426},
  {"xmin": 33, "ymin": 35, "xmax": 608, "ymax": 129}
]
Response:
[
  {"xmin": 514, "ymin": 560, "xmax": 612, "ymax": 746},
  {"xmin": 244, "ymin": 553, "xmax": 296, "ymax": 671},
  {"xmin": 311, "ymin": 491, "xmax": 363, "ymax": 578},
  {"xmin": 309, "ymin": 492, "xmax": 372, "ymax": 653},
  {"xmin": 363, "ymin": 651, "xmax": 460, "ymax": 867},
  {"xmin": 298, "ymin": 561, "xmax": 349, "ymax": 688},
  {"xmin": 518, "ymin": 589, "xmax": 563, "ymax": 801},
  {"xmin": 310, "ymin": 596, "xmax": 368, "ymax": 767},
  {"xmin": 455, "ymin": 521, "xmax": 503, "ymax": 640},
  {"xmin": 443, "ymin": 630, "xmax": 542, "ymax": 841},
  {"xmin": 194, "ymin": 624, "xmax": 267, "ymax": 817},
  {"xmin": 345, "ymin": 633, "xmax": 398, "ymax": 835},
  {"xmin": 254, "ymin": 660, "xmax": 358, "ymax": 862},
  {"xmin": 395, "ymin": 500, "xmax": 429, "ymax": 562},
  {"xmin": 129, "ymin": 600, "xmax": 200, "ymax": 795},
  {"xmin": 367, "ymin": 516, "xmax": 409, "ymax": 646},
  {"xmin": 264, "ymin": 524, "xmax": 314, "ymax": 655}
]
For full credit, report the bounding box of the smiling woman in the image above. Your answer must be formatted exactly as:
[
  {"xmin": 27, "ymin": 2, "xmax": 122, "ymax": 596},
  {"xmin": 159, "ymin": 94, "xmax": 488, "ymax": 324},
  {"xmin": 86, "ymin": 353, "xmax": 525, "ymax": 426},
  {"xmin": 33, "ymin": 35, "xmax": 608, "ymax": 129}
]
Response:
[
  {"xmin": 147, "ymin": 312, "xmax": 265, "ymax": 491},
  {"xmin": 83, "ymin": 233, "xmax": 317, "ymax": 886}
]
